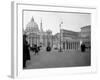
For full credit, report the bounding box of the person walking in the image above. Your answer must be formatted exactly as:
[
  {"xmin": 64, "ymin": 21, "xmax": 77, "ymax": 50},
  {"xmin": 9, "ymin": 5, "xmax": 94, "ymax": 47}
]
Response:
[{"xmin": 34, "ymin": 44, "xmax": 39, "ymax": 55}]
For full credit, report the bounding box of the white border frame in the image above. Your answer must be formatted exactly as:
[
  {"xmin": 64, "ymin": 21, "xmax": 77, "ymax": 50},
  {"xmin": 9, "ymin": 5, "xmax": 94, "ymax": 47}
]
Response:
[{"xmin": 11, "ymin": 1, "xmax": 97, "ymax": 78}]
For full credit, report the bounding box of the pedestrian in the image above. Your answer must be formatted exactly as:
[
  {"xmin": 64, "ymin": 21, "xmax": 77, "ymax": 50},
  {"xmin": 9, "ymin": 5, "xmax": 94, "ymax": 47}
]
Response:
[
  {"xmin": 23, "ymin": 34, "xmax": 31, "ymax": 68},
  {"xmin": 81, "ymin": 42, "xmax": 86, "ymax": 52},
  {"xmin": 34, "ymin": 44, "xmax": 39, "ymax": 55},
  {"xmin": 46, "ymin": 42, "xmax": 51, "ymax": 52}
]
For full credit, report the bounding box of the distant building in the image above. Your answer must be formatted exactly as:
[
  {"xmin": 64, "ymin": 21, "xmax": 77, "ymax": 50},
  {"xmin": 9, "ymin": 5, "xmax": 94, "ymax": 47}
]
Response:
[
  {"xmin": 80, "ymin": 25, "xmax": 91, "ymax": 39},
  {"xmin": 53, "ymin": 29, "xmax": 80, "ymax": 51},
  {"xmin": 24, "ymin": 17, "xmax": 53, "ymax": 48},
  {"xmin": 80, "ymin": 25, "xmax": 91, "ymax": 48},
  {"xmin": 53, "ymin": 25, "xmax": 91, "ymax": 51}
]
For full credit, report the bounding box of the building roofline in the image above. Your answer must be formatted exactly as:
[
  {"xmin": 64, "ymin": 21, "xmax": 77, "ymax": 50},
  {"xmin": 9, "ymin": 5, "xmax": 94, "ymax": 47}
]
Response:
[{"xmin": 81, "ymin": 25, "xmax": 91, "ymax": 29}]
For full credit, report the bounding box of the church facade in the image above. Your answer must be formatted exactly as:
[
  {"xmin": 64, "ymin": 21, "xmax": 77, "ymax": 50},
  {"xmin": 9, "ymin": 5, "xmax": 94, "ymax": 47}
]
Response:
[{"xmin": 24, "ymin": 17, "xmax": 53, "ymax": 48}]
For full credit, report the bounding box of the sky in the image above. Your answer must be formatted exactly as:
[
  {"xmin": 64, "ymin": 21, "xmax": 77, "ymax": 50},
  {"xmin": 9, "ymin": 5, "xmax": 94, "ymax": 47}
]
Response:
[{"xmin": 23, "ymin": 10, "xmax": 91, "ymax": 35}]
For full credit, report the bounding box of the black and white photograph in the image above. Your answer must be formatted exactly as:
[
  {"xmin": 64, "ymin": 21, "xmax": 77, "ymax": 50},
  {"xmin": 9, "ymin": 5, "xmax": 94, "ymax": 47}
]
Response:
[{"xmin": 23, "ymin": 10, "xmax": 91, "ymax": 69}]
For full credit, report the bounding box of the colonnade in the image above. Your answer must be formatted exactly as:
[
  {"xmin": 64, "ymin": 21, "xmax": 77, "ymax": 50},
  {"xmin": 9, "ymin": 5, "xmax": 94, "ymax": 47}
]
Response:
[{"xmin": 63, "ymin": 40, "xmax": 80, "ymax": 51}]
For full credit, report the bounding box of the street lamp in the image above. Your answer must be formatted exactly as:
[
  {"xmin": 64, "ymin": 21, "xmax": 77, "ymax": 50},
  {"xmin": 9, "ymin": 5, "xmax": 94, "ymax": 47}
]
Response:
[
  {"xmin": 59, "ymin": 21, "xmax": 63, "ymax": 52},
  {"xmin": 36, "ymin": 32, "xmax": 37, "ymax": 46}
]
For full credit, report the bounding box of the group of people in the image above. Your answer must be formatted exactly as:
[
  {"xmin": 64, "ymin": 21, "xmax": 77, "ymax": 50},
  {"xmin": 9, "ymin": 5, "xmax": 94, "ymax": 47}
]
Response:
[{"xmin": 30, "ymin": 44, "xmax": 41, "ymax": 55}]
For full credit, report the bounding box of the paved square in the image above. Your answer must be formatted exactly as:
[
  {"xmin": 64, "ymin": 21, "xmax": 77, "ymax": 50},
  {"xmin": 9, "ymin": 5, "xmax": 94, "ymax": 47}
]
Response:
[{"xmin": 25, "ymin": 49, "xmax": 91, "ymax": 69}]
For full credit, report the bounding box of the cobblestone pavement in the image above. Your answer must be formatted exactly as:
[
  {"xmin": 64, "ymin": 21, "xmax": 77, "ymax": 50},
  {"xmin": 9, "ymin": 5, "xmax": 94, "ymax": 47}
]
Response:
[{"xmin": 25, "ymin": 49, "xmax": 91, "ymax": 69}]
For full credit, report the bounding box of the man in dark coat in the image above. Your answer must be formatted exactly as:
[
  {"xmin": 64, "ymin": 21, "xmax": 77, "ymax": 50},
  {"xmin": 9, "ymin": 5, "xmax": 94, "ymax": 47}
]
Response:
[
  {"xmin": 23, "ymin": 34, "xmax": 30, "ymax": 68},
  {"xmin": 81, "ymin": 42, "xmax": 86, "ymax": 52}
]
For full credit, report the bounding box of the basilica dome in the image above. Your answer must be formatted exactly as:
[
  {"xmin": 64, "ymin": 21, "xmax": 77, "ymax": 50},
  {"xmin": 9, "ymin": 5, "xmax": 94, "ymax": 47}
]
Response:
[{"xmin": 25, "ymin": 17, "xmax": 39, "ymax": 34}]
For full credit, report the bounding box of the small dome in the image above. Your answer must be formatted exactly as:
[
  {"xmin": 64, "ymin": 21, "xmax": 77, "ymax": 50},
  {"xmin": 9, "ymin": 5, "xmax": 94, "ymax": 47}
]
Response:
[{"xmin": 25, "ymin": 17, "xmax": 39, "ymax": 34}]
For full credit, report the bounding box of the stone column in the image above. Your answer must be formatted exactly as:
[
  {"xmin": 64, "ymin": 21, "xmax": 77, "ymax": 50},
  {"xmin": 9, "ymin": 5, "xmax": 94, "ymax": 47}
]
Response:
[
  {"xmin": 75, "ymin": 42, "xmax": 76, "ymax": 50},
  {"xmin": 65, "ymin": 41, "xmax": 66, "ymax": 51},
  {"xmin": 70, "ymin": 42, "xmax": 72, "ymax": 50},
  {"xmin": 70, "ymin": 41, "xmax": 71, "ymax": 50},
  {"xmin": 71, "ymin": 42, "xmax": 73, "ymax": 50},
  {"xmin": 67, "ymin": 41, "xmax": 69, "ymax": 50},
  {"xmin": 69, "ymin": 42, "xmax": 70, "ymax": 50},
  {"xmin": 73, "ymin": 42, "xmax": 75, "ymax": 50},
  {"xmin": 72, "ymin": 42, "xmax": 74, "ymax": 50},
  {"xmin": 76, "ymin": 42, "xmax": 77, "ymax": 50},
  {"xmin": 78, "ymin": 41, "xmax": 80, "ymax": 50},
  {"xmin": 66, "ymin": 41, "xmax": 67, "ymax": 50}
]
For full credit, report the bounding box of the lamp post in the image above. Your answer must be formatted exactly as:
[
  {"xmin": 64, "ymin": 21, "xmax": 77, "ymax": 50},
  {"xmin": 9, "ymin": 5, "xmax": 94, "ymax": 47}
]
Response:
[
  {"xmin": 36, "ymin": 32, "xmax": 37, "ymax": 46},
  {"xmin": 59, "ymin": 21, "xmax": 63, "ymax": 52}
]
